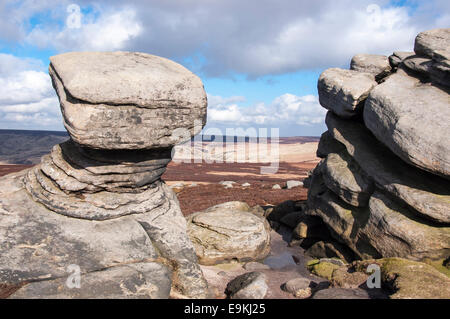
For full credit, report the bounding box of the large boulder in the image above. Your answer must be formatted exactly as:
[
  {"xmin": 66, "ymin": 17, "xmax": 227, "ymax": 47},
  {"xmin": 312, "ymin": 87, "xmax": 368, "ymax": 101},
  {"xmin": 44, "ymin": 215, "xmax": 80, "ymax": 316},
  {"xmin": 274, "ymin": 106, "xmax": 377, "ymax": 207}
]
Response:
[
  {"xmin": 350, "ymin": 54, "xmax": 391, "ymax": 81},
  {"xmin": 318, "ymin": 68, "xmax": 378, "ymax": 118},
  {"xmin": 414, "ymin": 28, "xmax": 450, "ymax": 62},
  {"xmin": 187, "ymin": 202, "xmax": 271, "ymax": 265},
  {"xmin": 0, "ymin": 51, "xmax": 209, "ymax": 299},
  {"xmin": 50, "ymin": 52, "xmax": 207, "ymax": 150},
  {"xmin": 355, "ymin": 258, "xmax": 450, "ymax": 299},
  {"xmin": 364, "ymin": 69, "xmax": 450, "ymax": 179}
]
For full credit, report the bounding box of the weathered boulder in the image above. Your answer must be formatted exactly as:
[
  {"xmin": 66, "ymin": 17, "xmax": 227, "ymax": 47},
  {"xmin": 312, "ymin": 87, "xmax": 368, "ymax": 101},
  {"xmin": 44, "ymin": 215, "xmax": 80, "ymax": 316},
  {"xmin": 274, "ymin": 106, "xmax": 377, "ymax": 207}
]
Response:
[
  {"xmin": 327, "ymin": 112, "xmax": 450, "ymax": 224},
  {"xmin": 0, "ymin": 51, "xmax": 209, "ymax": 299},
  {"xmin": 355, "ymin": 258, "xmax": 450, "ymax": 299},
  {"xmin": 364, "ymin": 69, "xmax": 450, "ymax": 179},
  {"xmin": 282, "ymin": 277, "xmax": 312, "ymax": 298},
  {"xmin": 226, "ymin": 272, "xmax": 268, "ymax": 299},
  {"xmin": 414, "ymin": 28, "xmax": 450, "ymax": 62},
  {"xmin": 50, "ymin": 52, "xmax": 207, "ymax": 150},
  {"xmin": 330, "ymin": 268, "xmax": 368, "ymax": 289},
  {"xmin": 318, "ymin": 68, "xmax": 377, "ymax": 118},
  {"xmin": 350, "ymin": 54, "xmax": 391, "ymax": 81},
  {"xmin": 187, "ymin": 202, "xmax": 271, "ymax": 265},
  {"xmin": 307, "ymin": 259, "xmax": 343, "ymax": 280}
]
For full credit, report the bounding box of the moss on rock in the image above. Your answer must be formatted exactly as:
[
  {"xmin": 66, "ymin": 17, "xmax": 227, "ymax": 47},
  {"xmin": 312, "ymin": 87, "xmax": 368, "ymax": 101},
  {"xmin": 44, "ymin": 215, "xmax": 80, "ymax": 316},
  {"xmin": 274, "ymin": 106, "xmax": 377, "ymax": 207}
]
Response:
[
  {"xmin": 308, "ymin": 260, "xmax": 342, "ymax": 280},
  {"xmin": 354, "ymin": 257, "xmax": 450, "ymax": 299}
]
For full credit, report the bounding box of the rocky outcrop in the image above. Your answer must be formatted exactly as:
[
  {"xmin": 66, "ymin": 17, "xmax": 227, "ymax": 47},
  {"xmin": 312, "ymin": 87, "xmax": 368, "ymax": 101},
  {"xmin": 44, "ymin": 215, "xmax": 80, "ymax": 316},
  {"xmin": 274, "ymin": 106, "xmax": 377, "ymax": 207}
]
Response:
[
  {"xmin": 0, "ymin": 52, "xmax": 208, "ymax": 298},
  {"xmin": 187, "ymin": 202, "xmax": 271, "ymax": 265},
  {"xmin": 306, "ymin": 29, "xmax": 450, "ymax": 263}
]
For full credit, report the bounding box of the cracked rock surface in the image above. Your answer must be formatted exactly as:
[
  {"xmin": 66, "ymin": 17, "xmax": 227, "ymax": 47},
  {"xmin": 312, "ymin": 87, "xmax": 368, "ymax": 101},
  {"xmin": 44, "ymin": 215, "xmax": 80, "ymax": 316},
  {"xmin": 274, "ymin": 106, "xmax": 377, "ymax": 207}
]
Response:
[
  {"xmin": 0, "ymin": 52, "xmax": 208, "ymax": 299},
  {"xmin": 306, "ymin": 28, "xmax": 450, "ymax": 263}
]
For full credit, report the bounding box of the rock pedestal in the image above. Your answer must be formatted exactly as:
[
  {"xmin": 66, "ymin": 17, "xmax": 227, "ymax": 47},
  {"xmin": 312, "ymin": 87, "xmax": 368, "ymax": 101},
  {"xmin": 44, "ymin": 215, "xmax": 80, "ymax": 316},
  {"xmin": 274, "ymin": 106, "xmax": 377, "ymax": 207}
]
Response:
[
  {"xmin": 0, "ymin": 52, "xmax": 208, "ymax": 298},
  {"xmin": 306, "ymin": 29, "xmax": 450, "ymax": 262}
]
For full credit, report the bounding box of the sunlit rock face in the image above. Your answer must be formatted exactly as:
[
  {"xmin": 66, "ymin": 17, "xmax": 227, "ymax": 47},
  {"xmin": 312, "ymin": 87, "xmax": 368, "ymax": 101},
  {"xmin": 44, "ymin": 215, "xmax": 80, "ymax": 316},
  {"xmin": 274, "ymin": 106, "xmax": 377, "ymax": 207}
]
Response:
[
  {"xmin": 306, "ymin": 28, "xmax": 450, "ymax": 262},
  {"xmin": 0, "ymin": 52, "xmax": 209, "ymax": 299}
]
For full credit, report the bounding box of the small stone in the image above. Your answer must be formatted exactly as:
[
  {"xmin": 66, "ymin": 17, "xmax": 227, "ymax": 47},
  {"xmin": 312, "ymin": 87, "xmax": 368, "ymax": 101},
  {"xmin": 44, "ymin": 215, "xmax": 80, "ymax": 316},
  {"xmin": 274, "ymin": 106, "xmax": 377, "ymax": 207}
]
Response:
[
  {"xmin": 282, "ymin": 277, "xmax": 312, "ymax": 298},
  {"xmin": 170, "ymin": 182, "xmax": 185, "ymax": 189},
  {"xmin": 226, "ymin": 272, "xmax": 268, "ymax": 299},
  {"xmin": 272, "ymin": 184, "xmax": 281, "ymax": 189},
  {"xmin": 241, "ymin": 182, "xmax": 251, "ymax": 187},
  {"xmin": 219, "ymin": 181, "xmax": 236, "ymax": 186},
  {"xmin": 330, "ymin": 268, "xmax": 368, "ymax": 289},
  {"xmin": 286, "ymin": 180, "xmax": 303, "ymax": 189},
  {"xmin": 307, "ymin": 260, "xmax": 343, "ymax": 280},
  {"xmin": 350, "ymin": 54, "xmax": 391, "ymax": 81}
]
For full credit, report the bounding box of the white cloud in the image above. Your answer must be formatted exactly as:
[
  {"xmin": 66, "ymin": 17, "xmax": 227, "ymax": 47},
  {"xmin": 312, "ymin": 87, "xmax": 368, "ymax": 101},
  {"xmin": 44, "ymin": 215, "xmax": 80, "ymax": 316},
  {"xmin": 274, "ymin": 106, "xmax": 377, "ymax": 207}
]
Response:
[
  {"xmin": 26, "ymin": 7, "xmax": 142, "ymax": 52},
  {"xmin": 206, "ymin": 93, "xmax": 327, "ymax": 133},
  {"xmin": 2, "ymin": 1, "xmax": 449, "ymax": 76},
  {"xmin": 0, "ymin": 54, "xmax": 62, "ymax": 130}
]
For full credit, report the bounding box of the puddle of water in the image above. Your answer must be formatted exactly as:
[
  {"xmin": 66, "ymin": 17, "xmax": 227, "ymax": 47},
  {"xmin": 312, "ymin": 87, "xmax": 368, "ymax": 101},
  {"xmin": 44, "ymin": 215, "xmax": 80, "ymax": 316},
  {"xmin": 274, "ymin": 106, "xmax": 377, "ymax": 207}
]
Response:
[{"xmin": 263, "ymin": 252, "xmax": 297, "ymax": 269}]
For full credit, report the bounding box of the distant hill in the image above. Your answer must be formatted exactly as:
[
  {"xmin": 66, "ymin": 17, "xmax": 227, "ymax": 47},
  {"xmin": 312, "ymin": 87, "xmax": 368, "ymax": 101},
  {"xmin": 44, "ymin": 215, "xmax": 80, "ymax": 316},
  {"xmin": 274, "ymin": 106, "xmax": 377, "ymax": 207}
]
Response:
[
  {"xmin": 0, "ymin": 129, "xmax": 319, "ymax": 165},
  {"xmin": 0, "ymin": 129, "xmax": 69, "ymax": 164}
]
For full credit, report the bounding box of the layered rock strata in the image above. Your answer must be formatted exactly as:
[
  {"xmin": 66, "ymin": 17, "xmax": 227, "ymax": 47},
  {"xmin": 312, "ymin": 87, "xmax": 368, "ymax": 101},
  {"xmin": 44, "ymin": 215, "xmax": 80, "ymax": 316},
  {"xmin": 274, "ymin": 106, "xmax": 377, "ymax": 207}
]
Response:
[
  {"xmin": 0, "ymin": 52, "xmax": 208, "ymax": 298},
  {"xmin": 306, "ymin": 29, "xmax": 450, "ymax": 262}
]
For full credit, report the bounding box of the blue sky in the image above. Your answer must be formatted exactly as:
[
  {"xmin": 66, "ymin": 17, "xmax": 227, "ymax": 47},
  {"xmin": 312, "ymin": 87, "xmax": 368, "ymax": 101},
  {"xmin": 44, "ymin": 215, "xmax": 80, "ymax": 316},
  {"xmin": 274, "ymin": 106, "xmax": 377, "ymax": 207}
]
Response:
[{"xmin": 0, "ymin": 0, "xmax": 448, "ymax": 136}]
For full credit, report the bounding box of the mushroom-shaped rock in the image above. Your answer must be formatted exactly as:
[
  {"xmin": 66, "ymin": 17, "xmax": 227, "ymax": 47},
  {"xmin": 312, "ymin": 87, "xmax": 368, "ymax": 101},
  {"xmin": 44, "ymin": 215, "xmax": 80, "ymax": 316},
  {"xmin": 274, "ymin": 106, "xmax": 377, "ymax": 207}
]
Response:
[
  {"xmin": 50, "ymin": 51, "xmax": 207, "ymax": 149},
  {"xmin": 0, "ymin": 51, "xmax": 209, "ymax": 299}
]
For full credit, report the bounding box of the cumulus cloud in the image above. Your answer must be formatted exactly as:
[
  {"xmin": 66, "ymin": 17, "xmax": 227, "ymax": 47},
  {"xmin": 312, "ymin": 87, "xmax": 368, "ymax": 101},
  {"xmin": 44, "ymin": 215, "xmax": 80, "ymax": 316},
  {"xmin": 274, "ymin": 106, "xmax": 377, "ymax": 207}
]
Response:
[
  {"xmin": 116, "ymin": 0, "xmax": 446, "ymax": 77},
  {"xmin": 0, "ymin": 54, "xmax": 61, "ymax": 130},
  {"xmin": 205, "ymin": 93, "xmax": 327, "ymax": 136},
  {"xmin": 26, "ymin": 6, "xmax": 142, "ymax": 52},
  {"xmin": 2, "ymin": 0, "xmax": 449, "ymax": 77}
]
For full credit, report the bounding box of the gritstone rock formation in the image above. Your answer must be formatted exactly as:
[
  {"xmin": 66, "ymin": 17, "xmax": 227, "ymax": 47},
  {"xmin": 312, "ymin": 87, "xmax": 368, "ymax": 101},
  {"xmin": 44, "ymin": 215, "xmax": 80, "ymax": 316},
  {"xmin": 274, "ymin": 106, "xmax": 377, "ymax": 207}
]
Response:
[
  {"xmin": 0, "ymin": 51, "xmax": 208, "ymax": 298},
  {"xmin": 306, "ymin": 28, "xmax": 450, "ymax": 262},
  {"xmin": 186, "ymin": 202, "xmax": 271, "ymax": 265}
]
